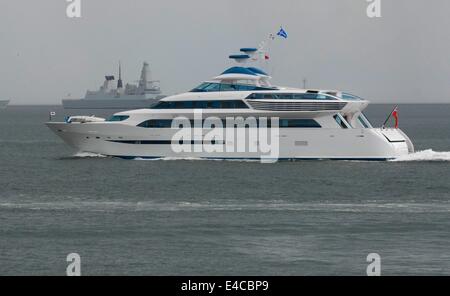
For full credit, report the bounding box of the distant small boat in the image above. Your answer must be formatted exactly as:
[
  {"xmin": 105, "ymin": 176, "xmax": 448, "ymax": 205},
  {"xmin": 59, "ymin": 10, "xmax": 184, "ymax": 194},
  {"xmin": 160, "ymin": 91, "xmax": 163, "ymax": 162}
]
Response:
[{"xmin": 0, "ymin": 100, "xmax": 9, "ymax": 109}]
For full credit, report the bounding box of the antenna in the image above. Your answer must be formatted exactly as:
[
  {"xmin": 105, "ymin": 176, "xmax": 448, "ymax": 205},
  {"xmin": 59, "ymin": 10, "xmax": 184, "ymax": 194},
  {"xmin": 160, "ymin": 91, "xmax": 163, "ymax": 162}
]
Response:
[{"xmin": 303, "ymin": 78, "xmax": 307, "ymax": 89}]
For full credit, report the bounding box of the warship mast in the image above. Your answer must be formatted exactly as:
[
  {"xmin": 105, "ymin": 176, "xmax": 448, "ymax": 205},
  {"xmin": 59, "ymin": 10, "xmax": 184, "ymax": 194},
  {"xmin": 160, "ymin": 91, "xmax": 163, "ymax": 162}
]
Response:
[{"xmin": 117, "ymin": 61, "xmax": 123, "ymax": 89}]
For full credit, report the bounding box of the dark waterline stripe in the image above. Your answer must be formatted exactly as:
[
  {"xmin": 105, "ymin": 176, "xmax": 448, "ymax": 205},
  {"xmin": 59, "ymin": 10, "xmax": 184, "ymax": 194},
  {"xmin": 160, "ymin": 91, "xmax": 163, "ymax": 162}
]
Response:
[
  {"xmin": 107, "ymin": 140, "xmax": 225, "ymax": 145},
  {"xmin": 110, "ymin": 155, "xmax": 390, "ymax": 161}
]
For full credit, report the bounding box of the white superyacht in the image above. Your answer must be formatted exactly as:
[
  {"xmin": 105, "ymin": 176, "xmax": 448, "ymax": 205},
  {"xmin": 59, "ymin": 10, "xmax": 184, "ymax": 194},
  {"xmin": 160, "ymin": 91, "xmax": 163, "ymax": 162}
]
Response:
[
  {"xmin": 48, "ymin": 49, "xmax": 414, "ymax": 161},
  {"xmin": 62, "ymin": 62, "xmax": 164, "ymax": 109}
]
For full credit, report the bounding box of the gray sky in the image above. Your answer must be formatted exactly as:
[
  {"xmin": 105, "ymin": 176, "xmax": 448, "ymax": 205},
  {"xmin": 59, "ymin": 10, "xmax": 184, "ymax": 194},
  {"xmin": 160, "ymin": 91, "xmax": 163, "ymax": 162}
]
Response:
[{"xmin": 1, "ymin": 0, "xmax": 450, "ymax": 104}]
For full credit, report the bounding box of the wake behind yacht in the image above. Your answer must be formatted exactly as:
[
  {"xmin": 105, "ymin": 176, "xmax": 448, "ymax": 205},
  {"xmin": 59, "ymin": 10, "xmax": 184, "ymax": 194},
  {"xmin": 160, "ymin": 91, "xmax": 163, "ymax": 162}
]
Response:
[
  {"xmin": 48, "ymin": 49, "xmax": 414, "ymax": 161},
  {"xmin": 62, "ymin": 62, "xmax": 165, "ymax": 109}
]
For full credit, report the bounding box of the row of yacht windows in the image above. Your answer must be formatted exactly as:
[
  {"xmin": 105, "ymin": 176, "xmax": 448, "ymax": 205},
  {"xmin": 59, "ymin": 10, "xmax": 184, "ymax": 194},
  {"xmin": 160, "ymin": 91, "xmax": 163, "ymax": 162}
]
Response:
[
  {"xmin": 107, "ymin": 113, "xmax": 371, "ymax": 129},
  {"xmin": 137, "ymin": 118, "xmax": 321, "ymax": 128},
  {"xmin": 151, "ymin": 100, "xmax": 249, "ymax": 109},
  {"xmin": 190, "ymin": 82, "xmax": 277, "ymax": 92},
  {"xmin": 189, "ymin": 83, "xmax": 365, "ymax": 102},
  {"xmin": 150, "ymin": 93, "xmax": 341, "ymax": 110},
  {"xmin": 246, "ymin": 93, "xmax": 337, "ymax": 100}
]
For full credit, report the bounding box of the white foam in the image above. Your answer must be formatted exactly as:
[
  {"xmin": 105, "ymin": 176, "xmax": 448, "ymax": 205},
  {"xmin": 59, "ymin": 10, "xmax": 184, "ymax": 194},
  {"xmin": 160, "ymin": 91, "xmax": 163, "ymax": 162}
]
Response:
[
  {"xmin": 391, "ymin": 149, "xmax": 450, "ymax": 162},
  {"xmin": 73, "ymin": 152, "xmax": 107, "ymax": 158}
]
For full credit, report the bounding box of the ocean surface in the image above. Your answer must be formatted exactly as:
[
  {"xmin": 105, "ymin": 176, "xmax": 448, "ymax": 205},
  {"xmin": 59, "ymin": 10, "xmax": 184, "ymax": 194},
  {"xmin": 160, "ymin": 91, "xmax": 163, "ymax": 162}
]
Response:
[{"xmin": 0, "ymin": 104, "xmax": 449, "ymax": 275}]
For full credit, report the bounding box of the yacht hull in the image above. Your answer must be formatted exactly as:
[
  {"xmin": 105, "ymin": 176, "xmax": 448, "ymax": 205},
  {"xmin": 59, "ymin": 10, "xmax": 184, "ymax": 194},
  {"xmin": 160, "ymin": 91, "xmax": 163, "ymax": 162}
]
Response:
[{"xmin": 47, "ymin": 122, "xmax": 413, "ymax": 161}]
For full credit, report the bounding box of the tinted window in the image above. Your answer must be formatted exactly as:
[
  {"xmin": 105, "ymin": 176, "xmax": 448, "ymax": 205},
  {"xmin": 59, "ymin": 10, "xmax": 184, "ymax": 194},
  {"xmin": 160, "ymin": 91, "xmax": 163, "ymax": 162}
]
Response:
[
  {"xmin": 138, "ymin": 118, "xmax": 321, "ymax": 128},
  {"xmin": 231, "ymin": 100, "xmax": 249, "ymax": 109},
  {"xmin": 106, "ymin": 115, "xmax": 129, "ymax": 122},
  {"xmin": 341, "ymin": 93, "xmax": 364, "ymax": 101},
  {"xmin": 220, "ymin": 101, "xmax": 233, "ymax": 109},
  {"xmin": 334, "ymin": 114, "xmax": 349, "ymax": 129},
  {"xmin": 194, "ymin": 101, "xmax": 208, "ymax": 108},
  {"xmin": 190, "ymin": 82, "xmax": 209, "ymax": 92},
  {"xmin": 182, "ymin": 101, "xmax": 193, "ymax": 108},
  {"xmin": 137, "ymin": 119, "xmax": 173, "ymax": 128},
  {"xmin": 191, "ymin": 82, "xmax": 277, "ymax": 92},
  {"xmin": 358, "ymin": 113, "xmax": 373, "ymax": 128},
  {"xmin": 279, "ymin": 119, "xmax": 321, "ymax": 128},
  {"xmin": 151, "ymin": 101, "xmax": 174, "ymax": 109},
  {"xmin": 278, "ymin": 94, "xmax": 293, "ymax": 100},
  {"xmin": 209, "ymin": 101, "xmax": 221, "ymax": 108},
  {"xmin": 174, "ymin": 101, "xmax": 185, "ymax": 108},
  {"xmin": 203, "ymin": 83, "xmax": 221, "ymax": 92},
  {"xmin": 219, "ymin": 84, "xmax": 238, "ymax": 91},
  {"xmin": 151, "ymin": 100, "xmax": 249, "ymax": 109}
]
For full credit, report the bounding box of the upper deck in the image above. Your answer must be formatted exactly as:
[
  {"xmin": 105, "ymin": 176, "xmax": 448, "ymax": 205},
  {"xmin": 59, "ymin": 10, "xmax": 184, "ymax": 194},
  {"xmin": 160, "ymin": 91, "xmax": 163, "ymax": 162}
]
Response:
[{"xmin": 115, "ymin": 65, "xmax": 369, "ymax": 117}]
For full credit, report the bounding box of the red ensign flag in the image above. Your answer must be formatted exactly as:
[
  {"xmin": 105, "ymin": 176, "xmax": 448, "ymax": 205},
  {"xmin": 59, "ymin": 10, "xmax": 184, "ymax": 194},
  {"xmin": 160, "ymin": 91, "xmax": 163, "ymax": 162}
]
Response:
[{"xmin": 392, "ymin": 107, "xmax": 399, "ymax": 128}]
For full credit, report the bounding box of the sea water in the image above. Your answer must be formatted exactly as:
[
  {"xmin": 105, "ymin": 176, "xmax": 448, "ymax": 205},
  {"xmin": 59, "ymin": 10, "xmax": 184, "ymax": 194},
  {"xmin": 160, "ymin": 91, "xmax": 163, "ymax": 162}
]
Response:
[{"xmin": 0, "ymin": 104, "xmax": 449, "ymax": 275}]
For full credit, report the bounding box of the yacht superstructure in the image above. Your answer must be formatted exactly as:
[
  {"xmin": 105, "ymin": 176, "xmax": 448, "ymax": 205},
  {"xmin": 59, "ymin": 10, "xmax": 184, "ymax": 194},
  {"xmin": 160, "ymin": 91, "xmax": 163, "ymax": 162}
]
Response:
[
  {"xmin": 62, "ymin": 62, "xmax": 164, "ymax": 109},
  {"xmin": 48, "ymin": 51, "xmax": 414, "ymax": 161}
]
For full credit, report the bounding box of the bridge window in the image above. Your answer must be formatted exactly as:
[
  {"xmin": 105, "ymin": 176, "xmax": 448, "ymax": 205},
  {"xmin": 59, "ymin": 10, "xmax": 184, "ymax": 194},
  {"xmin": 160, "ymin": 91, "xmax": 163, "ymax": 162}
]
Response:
[
  {"xmin": 219, "ymin": 84, "xmax": 238, "ymax": 91},
  {"xmin": 190, "ymin": 82, "xmax": 277, "ymax": 92},
  {"xmin": 341, "ymin": 93, "xmax": 364, "ymax": 101}
]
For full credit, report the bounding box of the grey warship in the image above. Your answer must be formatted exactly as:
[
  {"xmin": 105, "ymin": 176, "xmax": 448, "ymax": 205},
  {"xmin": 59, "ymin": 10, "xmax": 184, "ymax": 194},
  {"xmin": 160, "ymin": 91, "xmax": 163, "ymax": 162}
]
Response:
[{"xmin": 62, "ymin": 62, "xmax": 164, "ymax": 109}]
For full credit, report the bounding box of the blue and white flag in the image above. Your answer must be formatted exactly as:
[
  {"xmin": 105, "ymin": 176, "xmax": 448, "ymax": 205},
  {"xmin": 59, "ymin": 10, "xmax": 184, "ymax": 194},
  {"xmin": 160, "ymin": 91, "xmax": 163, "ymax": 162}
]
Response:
[{"xmin": 277, "ymin": 27, "xmax": 288, "ymax": 39}]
